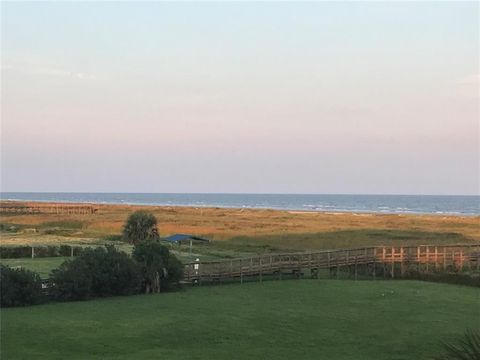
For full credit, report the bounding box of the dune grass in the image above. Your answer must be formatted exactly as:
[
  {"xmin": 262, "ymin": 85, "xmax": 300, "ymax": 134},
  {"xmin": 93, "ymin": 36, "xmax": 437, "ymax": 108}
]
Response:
[
  {"xmin": 222, "ymin": 229, "xmax": 476, "ymax": 252},
  {"xmin": 1, "ymin": 280, "xmax": 478, "ymax": 360},
  {"xmin": 1, "ymin": 202, "xmax": 479, "ymax": 247}
]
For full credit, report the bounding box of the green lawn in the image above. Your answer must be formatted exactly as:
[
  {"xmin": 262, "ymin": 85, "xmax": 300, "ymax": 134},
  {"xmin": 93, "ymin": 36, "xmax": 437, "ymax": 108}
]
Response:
[
  {"xmin": 2, "ymin": 280, "xmax": 478, "ymax": 360},
  {"xmin": 0, "ymin": 257, "xmax": 70, "ymax": 278}
]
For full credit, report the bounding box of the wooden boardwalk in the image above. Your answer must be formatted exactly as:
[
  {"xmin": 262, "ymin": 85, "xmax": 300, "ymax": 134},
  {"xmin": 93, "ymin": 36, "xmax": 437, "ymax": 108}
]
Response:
[{"xmin": 184, "ymin": 244, "xmax": 480, "ymax": 284}]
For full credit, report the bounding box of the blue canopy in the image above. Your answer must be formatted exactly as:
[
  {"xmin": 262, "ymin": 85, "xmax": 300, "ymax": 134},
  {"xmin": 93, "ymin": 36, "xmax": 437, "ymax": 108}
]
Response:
[{"xmin": 164, "ymin": 234, "xmax": 210, "ymax": 243}]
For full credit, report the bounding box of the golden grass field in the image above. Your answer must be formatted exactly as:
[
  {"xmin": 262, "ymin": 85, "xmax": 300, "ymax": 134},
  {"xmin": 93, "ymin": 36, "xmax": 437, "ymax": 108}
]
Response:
[{"xmin": 1, "ymin": 201, "xmax": 479, "ymax": 253}]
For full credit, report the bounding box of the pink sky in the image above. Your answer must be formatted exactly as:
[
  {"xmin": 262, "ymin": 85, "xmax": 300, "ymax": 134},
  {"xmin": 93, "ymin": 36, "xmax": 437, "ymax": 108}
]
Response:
[{"xmin": 1, "ymin": 2, "xmax": 479, "ymax": 194}]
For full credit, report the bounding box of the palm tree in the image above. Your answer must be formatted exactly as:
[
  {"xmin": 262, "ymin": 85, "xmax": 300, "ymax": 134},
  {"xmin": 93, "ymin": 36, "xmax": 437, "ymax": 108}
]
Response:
[{"xmin": 122, "ymin": 211, "xmax": 159, "ymax": 244}]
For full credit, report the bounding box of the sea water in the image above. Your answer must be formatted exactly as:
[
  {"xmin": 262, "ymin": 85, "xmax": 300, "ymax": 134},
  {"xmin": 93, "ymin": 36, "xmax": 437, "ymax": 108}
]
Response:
[{"xmin": 1, "ymin": 193, "xmax": 479, "ymax": 215}]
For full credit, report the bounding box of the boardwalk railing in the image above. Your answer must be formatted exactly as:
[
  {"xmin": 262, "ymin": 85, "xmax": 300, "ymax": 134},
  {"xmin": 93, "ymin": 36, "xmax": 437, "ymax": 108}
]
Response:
[
  {"xmin": 0, "ymin": 203, "xmax": 96, "ymax": 215},
  {"xmin": 184, "ymin": 244, "xmax": 480, "ymax": 284}
]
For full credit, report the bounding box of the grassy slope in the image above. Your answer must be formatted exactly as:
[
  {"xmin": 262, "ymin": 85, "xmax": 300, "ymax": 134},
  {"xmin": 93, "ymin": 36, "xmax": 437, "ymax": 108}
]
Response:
[{"xmin": 2, "ymin": 280, "xmax": 479, "ymax": 360}]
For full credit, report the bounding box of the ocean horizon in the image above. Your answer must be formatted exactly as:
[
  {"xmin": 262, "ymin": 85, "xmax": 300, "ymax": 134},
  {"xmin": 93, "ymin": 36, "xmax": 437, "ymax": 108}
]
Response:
[{"xmin": 1, "ymin": 192, "xmax": 479, "ymax": 216}]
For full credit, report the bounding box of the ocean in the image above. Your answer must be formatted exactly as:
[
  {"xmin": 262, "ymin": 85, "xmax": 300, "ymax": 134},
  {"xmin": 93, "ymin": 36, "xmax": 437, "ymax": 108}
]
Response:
[{"xmin": 1, "ymin": 193, "xmax": 479, "ymax": 216}]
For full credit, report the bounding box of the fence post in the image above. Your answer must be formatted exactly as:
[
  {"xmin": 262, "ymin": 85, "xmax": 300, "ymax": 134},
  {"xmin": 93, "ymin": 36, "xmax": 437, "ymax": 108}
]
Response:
[
  {"xmin": 400, "ymin": 247, "xmax": 404, "ymax": 276},
  {"xmin": 240, "ymin": 259, "xmax": 243, "ymax": 284},
  {"xmin": 250, "ymin": 257, "xmax": 253, "ymax": 279},
  {"xmin": 382, "ymin": 247, "xmax": 386, "ymax": 278},
  {"xmin": 198, "ymin": 260, "xmax": 202, "ymax": 286},
  {"xmin": 417, "ymin": 246, "xmax": 421, "ymax": 273},
  {"xmin": 259, "ymin": 257, "xmax": 263, "ymax": 283},
  {"xmin": 443, "ymin": 247, "xmax": 447, "ymax": 270},
  {"xmin": 31, "ymin": 246, "xmax": 34, "ymax": 259},
  {"xmin": 391, "ymin": 247, "xmax": 395, "ymax": 278},
  {"xmin": 327, "ymin": 252, "xmax": 331, "ymax": 278},
  {"xmin": 426, "ymin": 246, "xmax": 430, "ymax": 272},
  {"xmin": 336, "ymin": 254, "xmax": 339, "ymax": 279},
  {"xmin": 354, "ymin": 255, "xmax": 358, "ymax": 280}
]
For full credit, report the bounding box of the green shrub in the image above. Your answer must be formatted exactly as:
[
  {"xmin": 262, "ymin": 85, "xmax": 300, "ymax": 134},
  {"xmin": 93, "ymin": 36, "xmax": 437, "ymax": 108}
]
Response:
[
  {"xmin": 133, "ymin": 240, "xmax": 183, "ymax": 293},
  {"xmin": 0, "ymin": 223, "xmax": 21, "ymax": 232},
  {"xmin": 0, "ymin": 245, "xmax": 83, "ymax": 259},
  {"xmin": 41, "ymin": 220, "xmax": 84, "ymax": 229},
  {"xmin": 51, "ymin": 245, "xmax": 142, "ymax": 301},
  {"xmin": 59, "ymin": 245, "xmax": 72, "ymax": 257},
  {"xmin": 103, "ymin": 234, "xmax": 124, "ymax": 242},
  {"xmin": 403, "ymin": 269, "xmax": 480, "ymax": 287},
  {"xmin": 34, "ymin": 246, "xmax": 60, "ymax": 257},
  {"xmin": 0, "ymin": 246, "xmax": 32, "ymax": 259},
  {"xmin": 0, "ymin": 265, "xmax": 44, "ymax": 307},
  {"xmin": 123, "ymin": 211, "xmax": 159, "ymax": 244}
]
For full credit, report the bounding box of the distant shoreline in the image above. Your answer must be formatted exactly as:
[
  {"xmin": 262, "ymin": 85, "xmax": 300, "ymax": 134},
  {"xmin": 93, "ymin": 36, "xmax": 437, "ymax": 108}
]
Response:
[{"xmin": 1, "ymin": 199, "xmax": 479, "ymax": 218}]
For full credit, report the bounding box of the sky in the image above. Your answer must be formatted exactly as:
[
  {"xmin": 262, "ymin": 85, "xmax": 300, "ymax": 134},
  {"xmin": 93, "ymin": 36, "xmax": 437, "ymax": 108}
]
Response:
[{"xmin": 1, "ymin": 2, "xmax": 479, "ymax": 195}]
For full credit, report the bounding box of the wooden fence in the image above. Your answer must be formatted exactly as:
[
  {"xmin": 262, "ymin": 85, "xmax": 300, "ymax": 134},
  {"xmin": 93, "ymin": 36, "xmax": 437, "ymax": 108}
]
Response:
[
  {"xmin": 0, "ymin": 203, "xmax": 96, "ymax": 215},
  {"xmin": 184, "ymin": 244, "xmax": 480, "ymax": 284}
]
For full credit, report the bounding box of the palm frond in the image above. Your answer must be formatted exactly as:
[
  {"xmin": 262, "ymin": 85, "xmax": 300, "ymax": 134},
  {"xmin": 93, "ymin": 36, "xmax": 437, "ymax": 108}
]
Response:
[{"xmin": 436, "ymin": 330, "xmax": 480, "ymax": 360}]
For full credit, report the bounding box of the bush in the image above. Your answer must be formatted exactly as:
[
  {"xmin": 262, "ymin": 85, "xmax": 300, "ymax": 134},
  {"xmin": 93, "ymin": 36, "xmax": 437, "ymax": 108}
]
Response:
[
  {"xmin": 0, "ymin": 265, "xmax": 44, "ymax": 307},
  {"xmin": 59, "ymin": 245, "xmax": 72, "ymax": 257},
  {"xmin": 51, "ymin": 245, "xmax": 142, "ymax": 301},
  {"xmin": 403, "ymin": 269, "xmax": 480, "ymax": 287},
  {"xmin": 0, "ymin": 223, "xmax": 20, "ymax": 232},
  {"xmin": 103, "ymin": 234, "xmax": 124, "ymax": 242},
  {"xmin": 123, "ymin": 211, "xmax": 159, "ymax": 244},
  {"xmin": 41, "ymin": 220, "xmax": 84, "ymax": 229},
  {"xmin": 0, "ymin": 246, "xmax": 32, "ymax": 259},
  {"xmin": 34, "ymin": 246, "xmax": 60, "ymax": 257},
  {"xmin": 133, "ymin": 240, "xmax": 183, "ymax": 293},
  {"xmin": 0, "ymin": 245, "xmax": 83, "ymax": 259}
]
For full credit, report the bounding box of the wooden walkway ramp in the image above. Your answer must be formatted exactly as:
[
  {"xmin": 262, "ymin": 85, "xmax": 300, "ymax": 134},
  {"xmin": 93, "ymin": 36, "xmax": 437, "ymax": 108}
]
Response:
[{"xmin": 184, "ymin": 244, "xmax": 480, "ymax": 284}]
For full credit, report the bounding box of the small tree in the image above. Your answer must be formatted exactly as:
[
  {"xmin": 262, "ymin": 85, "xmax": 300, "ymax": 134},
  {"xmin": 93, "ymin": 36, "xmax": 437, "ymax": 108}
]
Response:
[
  {"xmin": 0, "ymin": 265, "xmax": 44, "ymax": 307},
  {"xmin": 123, "ymin": 211, "xmax": 159, "ymax": 244},
  {"xmin": 133, "ymin": 240, "xmax": 183, "ymax": 293}
]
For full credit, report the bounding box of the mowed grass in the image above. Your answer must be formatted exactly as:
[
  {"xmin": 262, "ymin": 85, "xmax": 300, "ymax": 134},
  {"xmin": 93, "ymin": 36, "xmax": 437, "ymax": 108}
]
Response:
[
  {"xmin": 2, "ymin": 280, "xmax": 479, "ymax": 360},
  {"xmin": 0, "ymin": 257, "xmax": 70, "ymax": 278}
]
